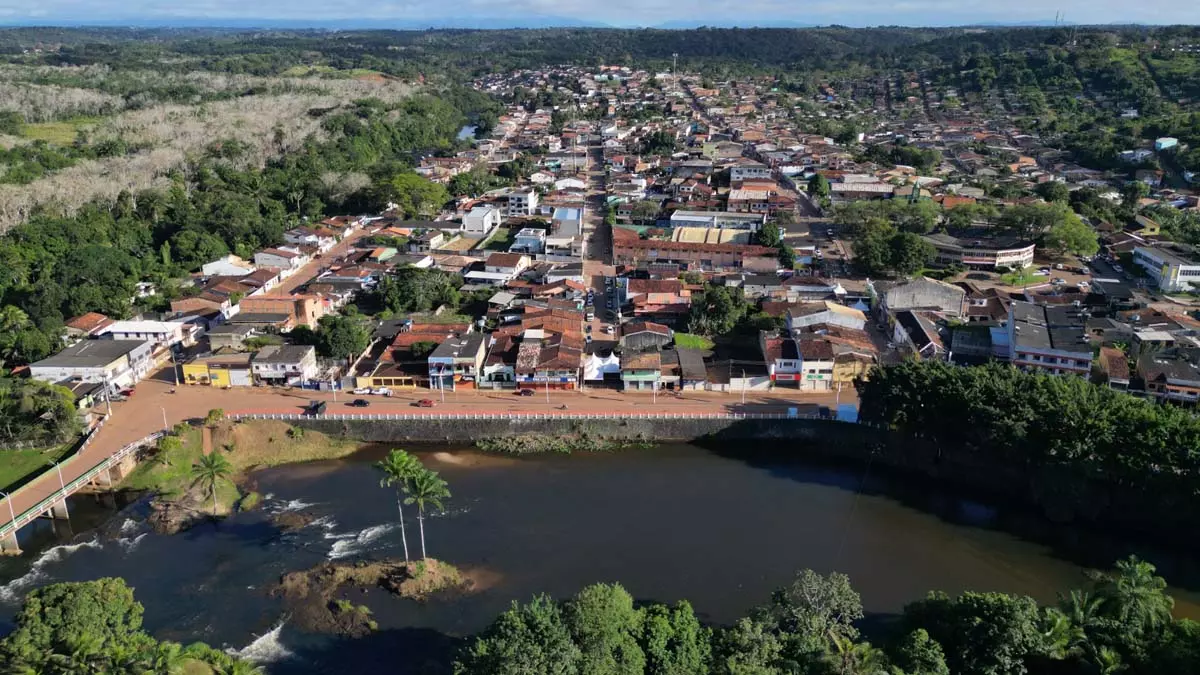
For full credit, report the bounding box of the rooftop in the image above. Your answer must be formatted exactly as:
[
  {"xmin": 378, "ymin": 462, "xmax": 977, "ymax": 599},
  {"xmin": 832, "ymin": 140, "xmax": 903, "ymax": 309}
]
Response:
[{"xmin": 33, "ymin": 340, "xmax": 147, "ymax": 368}]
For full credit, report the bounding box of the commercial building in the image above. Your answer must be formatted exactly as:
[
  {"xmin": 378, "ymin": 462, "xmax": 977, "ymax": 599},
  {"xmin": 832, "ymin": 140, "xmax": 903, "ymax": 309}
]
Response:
[
  {"xmin": 1132, "ymin": 244, "xmax": 1200, "ymax": 292},
  {"xmin": 668, "ymin": 210, "xmax": 766, "ymax": 232},
  {"xmin": 612, "ymin": 237, "xmax": 778, "ymax": 273},
  {"xmin": 97, "ymin": 320, "xmax": 191, "ymax": 350},
  {"xmin": 1007, "ymin": 301, "xmax": 1092, "ymax": 376},
  {"xmin": 251, "ymin": 345, "xmax": 319, "ymax": 386},
  {"xmin": 29, "ymin": 340, "xmax": 154, "ymax": 393},
  {"xmin": 427, "ymin": 333, "xmax": 487, "ymax": 391},
  {"xmin": 182, "ymin": 353, "xmax": 254, "ymax": 387},
  {"xmin": 923, "ymin": 232, "xmax": 1036, "ymax": 270}
]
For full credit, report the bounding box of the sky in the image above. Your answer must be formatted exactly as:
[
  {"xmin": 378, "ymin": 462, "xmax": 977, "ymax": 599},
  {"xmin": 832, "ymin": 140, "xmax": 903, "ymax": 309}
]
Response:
[{"xmin": 0, "ymin": 0, "xmax": 1197, "ymax": 28}]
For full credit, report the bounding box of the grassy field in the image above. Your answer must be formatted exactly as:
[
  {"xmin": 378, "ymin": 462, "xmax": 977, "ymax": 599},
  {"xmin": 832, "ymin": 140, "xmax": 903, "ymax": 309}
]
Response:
[
  {"xmin": 20, "ymin": 117, "xmax": 99, "ymax": 144},
  {"xmin": 1000, "ymin": 267, "xmax": 1041, "ymax": 287},
  {"xmin": 120, "ymin": 427, "xmax": 240, "ymax": 512},
  {"xmin": 483, "ymin": 227, "xmax": 515, "ymax": 251},
  {"xmin": 673, "ymin": 333, "xmax": 715, "ymax": 350},
  {"xmin": 214, "ymin": 420, "xmax": 363, "ymax": 471},
  {"xmin": 0, "ymin": 445, "xmax": 73, "ymax": 493}
]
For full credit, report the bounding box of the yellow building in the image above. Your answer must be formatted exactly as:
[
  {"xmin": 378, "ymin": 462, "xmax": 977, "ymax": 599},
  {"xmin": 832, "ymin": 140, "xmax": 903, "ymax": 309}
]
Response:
[{"xmin": 183, "ymin": 353, "xmax": 254, "ymax": 387}]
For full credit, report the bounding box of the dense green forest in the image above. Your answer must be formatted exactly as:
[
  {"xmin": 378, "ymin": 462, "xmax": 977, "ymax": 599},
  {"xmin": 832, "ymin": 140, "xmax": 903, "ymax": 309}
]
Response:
[
  {"xmin": 0, "ymin": 90, "xmax": 496, "ymax": 369},
  {"xmin": 16, "ymin": 556, "xmax": 1196, "ymax": 675}
]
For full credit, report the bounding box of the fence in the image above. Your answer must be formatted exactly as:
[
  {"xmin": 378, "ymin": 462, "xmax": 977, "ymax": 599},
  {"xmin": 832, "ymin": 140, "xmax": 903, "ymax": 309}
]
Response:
[
  {"xmin": 0, "ymin": 429, "xmax": 162, "ymax": 540},
  {"xmin": 230, "ymin": 411, "xmax": 823, "ymax": 422}
]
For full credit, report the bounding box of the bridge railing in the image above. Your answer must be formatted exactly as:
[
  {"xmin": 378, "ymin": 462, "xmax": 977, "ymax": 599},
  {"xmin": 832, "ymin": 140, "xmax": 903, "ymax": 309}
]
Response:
[
  {"xmin": 228, "ymin": 411, "xmax": 823, "ymax": 421},
  {"xmin": 0, "ymin": 429, "xmax": 162, "ymax": 540}
]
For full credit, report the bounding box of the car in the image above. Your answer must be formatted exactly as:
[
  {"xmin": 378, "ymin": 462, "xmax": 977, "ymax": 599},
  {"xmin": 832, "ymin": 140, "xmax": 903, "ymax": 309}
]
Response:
[
  {"xmin": 371, "ymin": 387, "xmax": 392, "ymax": 397},
  {"xmin": 604, "ymin": 325, "xmax": 615, "ymax": 335},
  {"xmin": 517, "ymin": 388, "xmax": 536, "ymax": 396},
  {"xmin": 1052, "ymin": 277, "xmax": 1066, "ymax": 285},
  {"xmin": 586, "ymin": 311, "xmax": 595, "ymax": 321},
  {"xmin": 1037, "ymin": 267, "xmax": 1051, "ymax": 275},
  {"xmin": 414, "ymin": 399, "xmax": 436, "ymax": 407},
  {"xmin": 352, "ymin": 387, "xmax": 371, "ymax": 395},
  {"xmin": 1054, "ymin": 263, "xmax": 1065, "ymax": 270},
  {"xmin": 585, "ymin": 324, "xmax": 593, "ymax": 333},
  {"xmin": 348, "ymin": 399, "xmax": 370, "ymax": 408},
  {"xmin": 1078, "ymin": 281, "xmax": 1090, "ymax": 289},
  {"xmin": 120, "ymin": 388, "xmax": 135, "ymax": 398},
  {"xmin": 1113, "ymin": 264, "xmax": 1124, "ymax": 273},
  {"xmin": 826, "ymin": 229, "xmax": 834, "ymax": 237}
]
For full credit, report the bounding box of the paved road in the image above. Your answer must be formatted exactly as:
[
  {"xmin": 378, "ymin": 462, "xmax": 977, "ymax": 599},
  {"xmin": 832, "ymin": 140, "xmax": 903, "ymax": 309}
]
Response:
[{"xmin": 269, "ymin": 227, "xmax": 371, "ymax": 296}]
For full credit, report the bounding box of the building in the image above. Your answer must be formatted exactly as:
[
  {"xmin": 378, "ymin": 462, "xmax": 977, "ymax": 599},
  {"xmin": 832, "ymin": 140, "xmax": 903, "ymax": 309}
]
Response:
[
  {"xmin": 64, "ymin": 312, "xmax": 114, "ymax": 339},
  {"xmin": 201, "ymin": 255, "xmax": 256, "ymax": 278},
  {"xmin": 760, "ymin": 332, "xmax": 835, "ymax": 391},
  {"xmin": 893, "ymin": 310, "xmax": 946, "ymax": 360},
  {"xmin": 869, "ymin": 277, "xmax": 965, "ymax": 320},
  {"xmin": 1138, "ymin": 349, "xmax": 1200, "ymax": 403},
  {"xmin": 730, "ymin": 162, "xmax": 772, "ymax": 182},
  {"xmin": 97, "ymin": 320, "xmax": 191, "ymax": 350},
  {"xmin": 254, "ymin": 246, "xmax": 309, "ymax": 272},
  {"xmin": 239, "ymin": 295, "xmax": 326, "ymax": 329},
  {"xmin": 207, "ymin": 324, "xmax": 256, "ymax": 351},
  {"xmin": 465, "ymin": 252, "xmax": 532, "ymax": 285},
  {"xmin": 427, "ymin": 333, "xmax": 487, "ymax": 391},
  {"xmin": 507, "ymin": 188, "xmax": 539, "ymax": 217},
  {"xmin": 619, "ymin": 321, "xmax": 674, "ymax": 351},
  {"xmin": 1132, "ymin": 244, "xmax": 1200, "ymax": 292},
  {"xmin": 251, "ymin": 345, "xmax": 319, "ymax": 386},
  {"xmin": 621, "ymin": 351, "xmax": 662, "ymax": 391},
  {"xmin": 786, "ymin": 301, "xmax": 867, "ymax": 333},
  {"xmin": 923, "ymin": 232, "xmax": 1036, "ymax": 270},
  {"xmin": 463, "ymin": 206, "xmax": 502, "ymax": 237},
  {"xmin": 1007, "ymin": 301, "xmax": 1092, "ymax": 376},
  {"xmin": 612, "ymin": 237, "xmax": 778, "ymax": 273},
  {"xmin": 512, "ymin": 227, "xmax": 547, "ymax": 255},
  {"xmin": 29, "ymin": 340, "xmax": 154, "ymax": 393},
  {"xmin": 668, "ymin": 210, "xmax": 766, "ymax": 232},
  {"xmin": 182, "ymin": 353, "xmax": 254, "ymax": 387}
]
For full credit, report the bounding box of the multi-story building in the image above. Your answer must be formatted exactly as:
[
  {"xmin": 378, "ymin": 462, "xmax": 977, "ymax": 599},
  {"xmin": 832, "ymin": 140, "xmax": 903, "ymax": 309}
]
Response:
[
  {"xmin": 30, "ymin": 340, "xmax": 155, "ymax": 393},
  {"xmin": 1132, "ymin": 243, "xmax": 1200, "ymax": 292},
  {"xmin": 612, "ymin": 236, "xmax": 777, "ymax": 273},
  {"xmin": 923, "ymin": 232, "xmax": 1036, "ymax": 270},
  {"xmin": 97, "ymin": 320, "xmax": 192, "ymax": 350},
  {"xmin": 427, "ymin": 333, "xmax": 487, "ymax": 391},
  {"xmin": 1138, "ymin": 349, "xmax": 1200, "ymax": 403},
  {"xmin": 251, "ymin": 345, "xmax": 319, "ymax": 386},
  {"xmin": 1007, "ymin": 301, "xmax": 1092, "ymax": 376},
  {"xmin": 730, "ymin": 162, "xmax": 772, "ymax": 182},
  {"xmin": 668, "ymin": 210, "xmax": 766, "ymax": 232},
  {"xmin": 463, "ymin": 206, "xmax": 502, "ymax": 237},
  {"xmin": 507, "ymin": 188, "xmax": 539, "ymax": 217}
]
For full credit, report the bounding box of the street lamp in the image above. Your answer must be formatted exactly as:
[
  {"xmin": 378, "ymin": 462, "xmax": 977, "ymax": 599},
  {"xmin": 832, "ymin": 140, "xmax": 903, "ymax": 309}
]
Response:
[
  {"xmin": 161, "ymin": 407, "xmax": 168, "ymax": 431},
  {"xmin": 0, "ymin": 490, "xmax": 18, "ymax": 537},
  {"xmin": 48, "ymin": 459, "xmax": 65, "ymax": 493},
  {"xmin": 741, "ymin": 369, "xmax": 747, "ymax": 406}
]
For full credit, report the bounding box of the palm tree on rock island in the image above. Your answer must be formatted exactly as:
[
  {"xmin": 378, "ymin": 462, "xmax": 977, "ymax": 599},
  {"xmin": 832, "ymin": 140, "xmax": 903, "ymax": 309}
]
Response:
[
  {"xmin": 406, "ymin": 468, "xmax": 450, "ymax": 560},
  {"xmin": 375, "ymin": 449, "xmax": 420, "ymax": 561},
  {"xmin": 190, "ymin": 452, "xmax": 233, "ymax": 516}
]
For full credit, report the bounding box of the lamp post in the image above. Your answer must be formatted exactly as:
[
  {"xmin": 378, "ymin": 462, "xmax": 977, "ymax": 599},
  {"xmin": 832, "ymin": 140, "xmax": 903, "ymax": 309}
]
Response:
[
  {"xmin": 741, "ymin": 369, "xmax": 747, "ymax": 406},
  {"xmin": 161, "ymin": 407, "xmax": 168, "ymax": 432},
  {"xmin": 49, "ymin": 459, "xmax": 65, "ymax": 493},
  {"xmin": 169, "ymin": 349, "xmax": 180, "ymax": 387},
  {"xmin": 0, "ymin": 490, "xmax": 17, "ymax": 536}
]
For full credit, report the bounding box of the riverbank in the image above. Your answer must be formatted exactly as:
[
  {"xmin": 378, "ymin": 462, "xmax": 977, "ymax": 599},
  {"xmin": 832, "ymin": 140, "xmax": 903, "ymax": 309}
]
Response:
[{"xmin": 118, "ymin": 420, "xmax": 365, "ymax": 533}]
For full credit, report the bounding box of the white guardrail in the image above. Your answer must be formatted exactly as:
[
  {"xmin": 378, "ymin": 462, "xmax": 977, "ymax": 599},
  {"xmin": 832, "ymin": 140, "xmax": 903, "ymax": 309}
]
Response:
[
  {"xmin": 0, "ymin": 430, "xmax": 163, "ymax": 540},
  {"xmin": 230, "ymin": 412, "xmax": 825, "ymax": 421}
]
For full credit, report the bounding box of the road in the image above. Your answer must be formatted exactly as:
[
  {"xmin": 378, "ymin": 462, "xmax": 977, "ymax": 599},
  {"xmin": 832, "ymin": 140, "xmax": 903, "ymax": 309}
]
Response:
[{"xmin": 269, "ymin": 226, "xmax": 371, "ymax": 296}]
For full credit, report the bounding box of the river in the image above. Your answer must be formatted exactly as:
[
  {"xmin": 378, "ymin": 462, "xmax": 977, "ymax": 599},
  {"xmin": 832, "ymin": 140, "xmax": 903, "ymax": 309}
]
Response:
[{"xmin": 1, "ymin": 443, "xmax": 1196, "ymax": 673}]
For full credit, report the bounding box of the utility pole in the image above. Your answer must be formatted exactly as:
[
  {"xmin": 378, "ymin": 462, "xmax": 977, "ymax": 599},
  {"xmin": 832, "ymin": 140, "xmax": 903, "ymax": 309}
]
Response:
[
  {"xmin": 741, "ymin": 369, "xmax": 747, "ymax": 406},
  {"xmin": 672, "ymin": 53, "xmax": 679, "ymax": 92},
  {"xmin": 169, "ymin": 349, "xmax": 180, "ymax": 387},
  {"xmin": 161, "ymin": 407, "xmax": 168, "ymax": 431}
]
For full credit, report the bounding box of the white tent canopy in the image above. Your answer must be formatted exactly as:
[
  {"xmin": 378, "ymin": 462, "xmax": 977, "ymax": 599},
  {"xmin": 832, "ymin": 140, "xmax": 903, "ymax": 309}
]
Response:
[{"xmin": 584, "ymin": 353, "xmax": 621, "ymax": 381}]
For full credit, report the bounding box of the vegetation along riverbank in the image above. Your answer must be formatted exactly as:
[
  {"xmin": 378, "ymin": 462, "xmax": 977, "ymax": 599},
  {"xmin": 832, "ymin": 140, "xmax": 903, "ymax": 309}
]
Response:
[
  {"xmin": 856, "ymin": 360, "xmax": 1200, "ymax": 545},
  {"xmin": 119, "ymin": 416, "xmax": 363, "ymax": 534},
  {"xmin": 475, "ymin": 432, "xmax": 653, "ymax": 454}
]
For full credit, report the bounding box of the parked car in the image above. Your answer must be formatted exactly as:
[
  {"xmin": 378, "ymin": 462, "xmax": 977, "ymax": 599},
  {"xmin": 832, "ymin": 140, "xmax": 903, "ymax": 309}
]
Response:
[
  {"xmin": 120, "ymin": 388, "xmax": 135, "ymax": 398},
  {"xmin": 348, "ymin": 399, "xmax": 370, "ymax": 408},
  {"xmin": 371, "ymin": 387, "xmax": 392, "ymax": 397},
  {"xmin": 517, "ymin": 388, "xmax": 535, "ymax": 397},
  {"xmin": 414, "ymin": 399, "xmax": 436, "ymax": 407},
  {"xmin": 352, "ymin": 387, "xmax": 371, "ymax": 395},
  {"xmin": 604, "ymin": 325, "xmax": 615, "ymax": 335},
  {"xmin": 1052, "ymin": 277, "xmax": 1066, "ymax": 285}
]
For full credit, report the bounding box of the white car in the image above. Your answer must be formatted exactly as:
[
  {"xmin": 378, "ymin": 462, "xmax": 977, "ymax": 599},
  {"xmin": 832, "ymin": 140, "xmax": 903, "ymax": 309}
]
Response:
[
  {"xmin": 352, "ymin": 387, "xmax": 371, "ymax": 395},
  {"xmin": 371, "ymin": 387, "xmax": 392, "ymax": 397}
]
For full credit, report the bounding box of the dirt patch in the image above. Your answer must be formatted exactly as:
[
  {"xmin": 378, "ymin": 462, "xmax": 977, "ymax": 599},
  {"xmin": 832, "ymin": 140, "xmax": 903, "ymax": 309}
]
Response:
[
  {"xmin": 211, "ymin": 420, "xmax": 366, "ymax": 473},
  {"xmin": 274, "ymin": 558, "xmax": 475, "ymax": 636}
]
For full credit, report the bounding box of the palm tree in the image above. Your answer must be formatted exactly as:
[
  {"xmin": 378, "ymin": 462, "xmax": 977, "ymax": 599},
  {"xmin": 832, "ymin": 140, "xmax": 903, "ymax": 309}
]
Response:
[
  {"xmin": 190, "ymin": 452, "xmax": 234, "ymax": 516},
  {"xmin": 1092, "ymin": 556, "xmax": 1174, "ymax": 633},
  {"xmin": 219, "ymin": 660, "xmax": 265, "ymax": 675},
  {"xmin": 823, "ymin": 632, "xmax": 889, "ymax": 675},
  {"xmin": 375, "ymin": 449, "xmax": 420, "ymax": 561},
  {"xmin": 404, "ymin": 469, "xmax": 450, "ymax": 560},
  {"xmin": 1092, "ymin": 646, "xmax": 1126, "ymax": 675}
]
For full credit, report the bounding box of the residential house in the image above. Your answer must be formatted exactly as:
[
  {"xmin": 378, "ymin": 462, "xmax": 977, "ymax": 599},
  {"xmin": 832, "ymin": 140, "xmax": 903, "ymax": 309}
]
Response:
[
  {"xmin": 1138, "ymin": 348, "xmax": 1200, "ymax": 403},
  {"xmin": 512, "ymin": 227, "xmax": 547, "ymax": 254},
  {"xmin": 621, "ymin": 351, "xmax": 662, "ymax": 390},
  {"xmin": 251, "ymin": 345, "xmax": 318, "ymax": 386},
  {"xmin": 254, "ymin": 247, "xmax": 309, "ymax": 273},
  {"xmin": 620, "ymin": 321, "xmax": 674, "ymax": 351},
  {"xmin": 465, "ymin": 252, "xmax": 532, "ymax": 285},
  {"xmin": 97, "ymin": 320, "xmax": 191, "ymax": 350},
  {"xmin": 870, "ymin": 277, "xmax": 965, "ymax": 320},
  {"xmin": 427, "ymin": 333, "xmax": 487, "ymax": 391},
  {"xmin": 30, "ymin": 340, "xmax": 155, "ymax": 394},
  {"xmin": 239, "ymin": 295, "xmax": 326, "ymax": 329},
  {"xmin": 612, "ymin": 235, "xmax": 778, "ymax": 273},
  {"xmin": 64, "ymin": 312, "xmax": 114, "ymax": 339},
  {"xmin": 507, "ymin": 188, "xmax": 539, "ymax": 217},
  {"xmin": 207, "ymin": 324, "xmax": 256, "ymax": 351},
  {"xmin": 1099, "ymin": 346, "xmax": 1131, "ymax": 390},
  {"xmin": 463, "ymin": 206, "xmax": 502, "ymax": 237},
  {"xmin": 893, "ymin": 310, "xmax": 946, "ymax": 360},
  {"xmin": 284, "ymin": 226, "xmax": 337, "ymax": 252},
  {"xmin": 761, "ymin": 332, "xmax": 835, "ymax": 391},
  {"xmin": 201, "ymin": 255, "xmax": 256, "ymax": 278}
]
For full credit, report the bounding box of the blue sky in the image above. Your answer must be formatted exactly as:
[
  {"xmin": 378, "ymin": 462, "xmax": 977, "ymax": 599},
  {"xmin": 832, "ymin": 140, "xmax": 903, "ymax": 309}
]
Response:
[{"xmin": 0, "ymin": 0, "xmax": 1196, "ymax": 27}]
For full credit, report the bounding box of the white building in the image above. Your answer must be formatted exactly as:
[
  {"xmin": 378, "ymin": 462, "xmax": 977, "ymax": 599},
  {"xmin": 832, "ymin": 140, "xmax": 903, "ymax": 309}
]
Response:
[
  {"xmin": 463, "ymin": 206, "xmax": 502, "ymax": 237},
  {"xmin": 97, "ymin": 320, "xmax": 190, "ymax": 350},
  {"xmin": 201, "ymin": 255, "xmax": 255, "ymax": 278},
  {"xmin": 1133, "ymin": 244, "xmax": 1200, "ymax": 292},
  {"xmin": 254, "ymin": 247, "xmax": 309, "ymax": 272},
  {"xmin": 512, "ymin": 228, "xmax": 547, "ymax": 254},
  {"xmin": 507, "ymin": 188, "xmax": 539, "ymax": 217},
  {"xmin": 668, "ymin": 210, "xmax": 766, "ymax": 231},
  {"xmin": 30, "ymin": 340, "xmax": 155, "ymax": 393},
  {"xmin": 730, "ymin": 162, "xmax": 772, "ymax": 182},
  {"xmin": 251, "ymin": 345, "xmax": 319, "ymax": 385}
]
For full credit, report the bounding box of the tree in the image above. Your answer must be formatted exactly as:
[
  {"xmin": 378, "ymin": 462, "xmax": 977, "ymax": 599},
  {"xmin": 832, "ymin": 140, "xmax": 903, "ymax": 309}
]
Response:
[
  {"xmin": 564, "ymin": 583, "xmax": 647, "ymax": 675},
  {"xmin": 372, "ymin": 267, "xmax": 462, "ymax": 314},
  {"xmin": 1121, "ymin": 181, "xmax": 1150, "ymax": 208},
  {"xmin": 889, "ymin": 629, "xmax": 950, "ymax": 675},
  {"xmin": 687, "ymin": 286, "xmax": 749, "ymax": 336},
  {"xmin": 631, "ymin": 200, "xmax": 661, "ymax": 224},
  {"xmin": 757, "ymin": 221, "xmax": 782, "ymax": 248},
  {"xmin": 316, "ymin": 314, "xmax": 370, "ymax": 360},
  {"xmin": 778, "ymin": 244, "xmax": 797, "ymax": 270},
  {"xmin": 375, "ymin": 449, "xmax": 420, "ymax": 562},
  {"xmin": 901, "ymin": 591, "xmax": 1043, "ymax": 675},
  {"xmin": 641, "ymin": 601, "xmax": 712, "ymax": 675},
  {"xmin": 1043, "ymin": 213, "xmax": 1100, "ymax": 256},
  {"xmin": 809, "ymin": 173, "xmax": 831, "ymax": 197},
  {"xmin": 1036, "ymin": 181, "xmax": 1071, "ymax": 203},
  {"xmin": 455, "ymin": 594, "xmax": 582, "ymax": 675},
  {"xmin": 204, "ymin": 408, "xmax": 225, "ymax": 428},
  {"xmin": 190, "ymin": 451, "xmax": 233, "ymax": 516},
  {"xmin": 1091, "ymin": 556, "xmax": 1174, "ymax": 637},
  {"xmin": 888, "ymin": 232, "xmax": 936, "ymax": 275},
  {"xmin": 384, "ymin": 171, "xmax": 451, "ymax": 218},
  {"xmin": 405, "ymin": 468, "xmax": 450, "ymax": 559},
  {"xmin": 411, "ymin": 340, "xmax": 438, "ymax": 358}
]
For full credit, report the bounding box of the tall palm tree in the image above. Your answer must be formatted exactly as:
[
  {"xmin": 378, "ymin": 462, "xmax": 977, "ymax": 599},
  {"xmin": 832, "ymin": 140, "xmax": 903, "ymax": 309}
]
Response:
[
  {"xmin": 404, "ymin": 469, "xmax": 450, "ymax": 560},
  {"xmin": 190, "ymin": 452, "xmax": 233, "ymax": 516},
  {"xmin": 1093, "ymin": 556, "xmax": 1174, "ymax": 633},
  {"xmin": 375, "ymin": 449, "xmax": 420, "ymax": 561}
]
